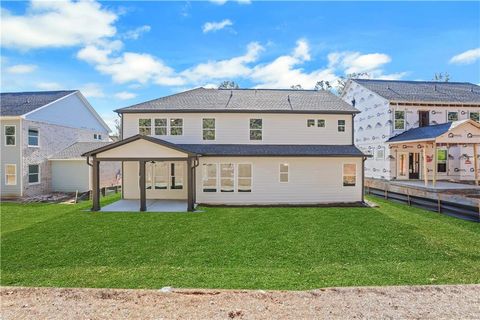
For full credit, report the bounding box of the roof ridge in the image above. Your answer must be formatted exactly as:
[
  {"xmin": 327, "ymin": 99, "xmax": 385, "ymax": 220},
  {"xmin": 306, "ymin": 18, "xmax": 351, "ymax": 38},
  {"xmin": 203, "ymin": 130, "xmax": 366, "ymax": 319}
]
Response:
[
  {"xmin": 1, "ymin": 90, "xmax": 78, "ymax": 95},
  {"xmin": 353, "ymin": 79, "xmax": 477, "ymax": 86}
]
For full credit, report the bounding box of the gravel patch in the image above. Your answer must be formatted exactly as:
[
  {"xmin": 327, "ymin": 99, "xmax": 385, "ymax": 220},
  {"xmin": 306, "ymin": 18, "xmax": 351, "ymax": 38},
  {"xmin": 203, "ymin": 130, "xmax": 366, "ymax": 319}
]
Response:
[{"xmin": 2, "ymin": 285, "xmax": 479, "ymax": 319}]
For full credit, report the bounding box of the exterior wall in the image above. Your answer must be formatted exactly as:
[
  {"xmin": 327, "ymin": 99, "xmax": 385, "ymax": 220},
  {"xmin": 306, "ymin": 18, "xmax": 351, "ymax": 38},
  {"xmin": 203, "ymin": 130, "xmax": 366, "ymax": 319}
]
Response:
[
  {"xmin": 342, "ymin": 81, "xmax": 480, "ymax": 181},
  {"xmin": 96, "ymin": 139, "xmax": 188, "ymax": 159},
  {"xmin": 195, "ymin": 157, "xmax": 363, "ymax": 205},
  {"xmin": 51, "ymin": 160, "xmax": 120, "ymax": 192},
  {"xmin": 123, "ymin": 112, "xmax": 353, "ymax": 145},
  {"xmin": 25, "ymin": 92, "xmax": 109, "ymax": 134},
  {"xmin": 0, "ymin": 118, "xmax": 22, "ymax": 197}
]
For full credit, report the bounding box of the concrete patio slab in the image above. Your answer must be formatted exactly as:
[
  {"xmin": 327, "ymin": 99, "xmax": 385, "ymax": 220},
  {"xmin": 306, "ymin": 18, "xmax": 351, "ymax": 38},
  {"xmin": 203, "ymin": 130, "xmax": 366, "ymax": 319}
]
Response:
[{"xmin": 101, "ymin": 199, "xmax": 188, "ymax": 212}]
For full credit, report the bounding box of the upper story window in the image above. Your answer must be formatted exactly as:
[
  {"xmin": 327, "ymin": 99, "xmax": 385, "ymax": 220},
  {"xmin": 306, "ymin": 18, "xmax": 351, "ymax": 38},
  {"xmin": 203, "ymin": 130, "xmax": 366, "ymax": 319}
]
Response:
[
  {"xmin": 447, "ymin": 111, "xmax": 458, "ymax": 122},
  {"xmin": 202, "ymin": 118, "xmax": 215, "ymax": 140},
  {"xmin": 28, "ymin": 164, "xmax": 40, "ymax": 184},
  {"xmin": 155, "ymin": 119, "xmax": 167, "ymax": 135},
  {"xmin": 318, "ymin": 119, "xmax": 325, "ymax": 128},
  {"xmin": 469, "ymin": 111, "xmax": 479, "ymax": 123},
  {"xmin": 343, "ymin": 163, "xmax": 356, "ymax": 187},
  {"xmin": 376, "ymin": 147, "xmax": 385, "ymax": 160},
  {"xmin": 28, "ymin": 128, "xmax": 39, "ymax": 146},
  {"xmin": 307, "ymin": 119, "xmax": 315, "ymax": 127},
  {"xmin": 139, "ymin": 119, "xmax": 152, "ymax": 135},
  {"xmin": 4, "ymin": 126, "xmax": 15, "ymax": 146},
  {"xmin": 93, "ymin": 133, "xmax": 102, "ymax": 140},
  {"xmin": 279, "ymin": 163, "xmax": 289, "ymax": 183},
  {"xmin": 307, "ymin": 119, "xmax": 325, "ymax": 128},
  {"xmin": 394, "ymin": 110, "xmax": 405, "ymax": 130},
  {"xmin": 170, "ymin": 119, "xmax": 183, "ymax": 136},
  {"xmin": 337, "ymin": 120, "xmax": 346, "ymax": 132},
  {"xmin": 249, "ymin": 119, "xmax": 262, "ymax": 140},
  {"xmin": 5, "ymin": 164, "xmax": 16, "ymax": 185}
]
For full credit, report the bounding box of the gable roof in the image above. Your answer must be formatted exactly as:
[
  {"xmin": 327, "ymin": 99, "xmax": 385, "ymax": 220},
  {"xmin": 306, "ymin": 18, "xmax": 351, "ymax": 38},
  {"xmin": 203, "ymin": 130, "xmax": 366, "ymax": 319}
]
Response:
[
  {"xmin": 82, "ymin": 134, "xmax": 366, "ymax": 158},
  {"xmin": 0, "ymin": 90, "xmax": 77, "ymax": 116},
  {"xmin": 387, "ymin": 119, "xmax": 480, "ymax": 143},
  {"xmin": 50, "ymin": 141, "xmax": 112, "ymax": 160},
  {"xmin": 351, "ymin": 79, "xmax": 480, "ymax": 104},
  {"xmin": 116, "ymin": 88, "xmax": 359, "ymax": 114}
]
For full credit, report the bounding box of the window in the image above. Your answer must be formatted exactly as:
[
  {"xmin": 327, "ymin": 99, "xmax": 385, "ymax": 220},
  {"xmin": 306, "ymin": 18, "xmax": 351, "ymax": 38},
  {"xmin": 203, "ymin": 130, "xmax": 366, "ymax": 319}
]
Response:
[
  {"xmin": 170, "ymin": 162, "xmax": 184, "ymax": 189},
  {"xmin": 170, "ymin": 118, "xmax": 183, "ymax": 135},
  {"xmin": 470, "ymin": 111, "xmax": 479, "ymax": 123},
  {"xmin": 317, "ymin": 119, "xmax": 325, "ymax": 128},
  {"xmin": 279, "ymin": 163, "xmax": 289, "ymax": 183},
  {"xmin": 202, "ymin": 164, "xmax": 217, "ymax": 192},
  {"xmin": 237, "ymin": 164, "xmax": 252, "ymax": 192},
  {"xmin": 394, "ymin": 110, "xmax": 405, "ymax": 130},
  {"xmin": 447, "ymin": 111, "xmax": 458, "ymax": 122},
  {"xmin": 28, "ymin": 128, "xmax": 39, "ymax": 146},
  {"xmin": 154, "ymin": 162, "xmax": 168, "ymax": 189},
  {"xmin": 28, "ymin": 164, "xmax": 40, "ymax": 184},
  {"xmin": 437, "ymin": 149, "xmax": 447, "ymax": 173},
  {"xmin": 220, "ymin": 164, "xmax": 234, "ymax": 192},
  {"xmin": 93, "ymin": 133, "xmax": 102, "ymax": 140},
  {"xmin": 337, "ymin": 120, "xmax": 345, "ymax": 132},
  {"xmin": 343, "ymin": 164, "xmax": 356, "ymax": 186},
  {"xmin": 98, "ymin": 134, "xmax": 102, "ymax": 140},
  {"xmin": 376, "ymin": 147, "xmax": 385, "ymax": 160},
  {"xmin": 139, "ymin": 119, "xmax": 151, "ymax": 135},
  {"xmin": 202, "ymin": 118, "xmax": 215, "ymax": 140},
  {"xmin": 4, "ymin": 126, "xmax": 15, "ymax": 146},
  {"xmin": 5, "ymin": 164, "xmax": 16, "ymax": 185},
  {"xmin": 94, "ymin": 134, "xmax": 97, "ymax": 139},
  {"xmin": 307, "ymin": 119, "xmax": 315, "ymax": 127},
  {"xmin": 249, "ymin": 119, "xmax": 262, "ymax": 140},
  {"xmin": 154, "ymin": 119, "xmax": 167, "ymax": 135}
]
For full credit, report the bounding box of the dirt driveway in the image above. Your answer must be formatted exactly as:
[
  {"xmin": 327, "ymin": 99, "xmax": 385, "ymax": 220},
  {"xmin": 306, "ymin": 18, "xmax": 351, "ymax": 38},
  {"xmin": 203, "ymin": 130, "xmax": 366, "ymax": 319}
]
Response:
[{"xmin": 2, "ymin": 285, "xmax": 479, "ymax": 319}]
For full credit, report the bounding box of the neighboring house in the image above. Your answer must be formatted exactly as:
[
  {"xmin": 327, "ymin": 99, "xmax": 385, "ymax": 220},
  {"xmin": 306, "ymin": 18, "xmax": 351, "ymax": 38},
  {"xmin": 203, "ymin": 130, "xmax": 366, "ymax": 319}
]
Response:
[
  {"xmin": 83, "ymin": 88, "xmax": 367, "ymax": 212},
  {"xmin": 50, "ymin": 142, "xmax": 121, "ymax": 192},
  {"xmin": 0, "ymin": 90, "xmax": 112, "ymax": 198},
  {"xmin": 341, "ymin": 79, "xmax": 480, "ymax": 183}
]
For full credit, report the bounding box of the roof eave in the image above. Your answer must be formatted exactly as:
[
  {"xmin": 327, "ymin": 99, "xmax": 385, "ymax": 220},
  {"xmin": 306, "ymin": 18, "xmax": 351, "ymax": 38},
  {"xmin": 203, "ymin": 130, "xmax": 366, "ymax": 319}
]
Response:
[
  {"xmin": 115, "ymin": 109, "xmax": 360, "ymax": 114},
  {"xmin": 389, "ymin": 99, "xmax": 480, "ymax": 106}
]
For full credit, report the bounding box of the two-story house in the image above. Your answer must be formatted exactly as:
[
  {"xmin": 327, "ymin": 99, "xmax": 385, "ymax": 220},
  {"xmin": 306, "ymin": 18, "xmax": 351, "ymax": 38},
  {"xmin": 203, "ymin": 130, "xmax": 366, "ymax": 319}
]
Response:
[
  {"xmin": 0, "ymin": 90, "xmax": 114, "ymax": 198},
  {"xmin": 83, "ymin": 88, "xmax": 367, "ymax": 212},
  {"xmin": 341, "ymin": 79, "xmax": 480, "ymax": 185}
]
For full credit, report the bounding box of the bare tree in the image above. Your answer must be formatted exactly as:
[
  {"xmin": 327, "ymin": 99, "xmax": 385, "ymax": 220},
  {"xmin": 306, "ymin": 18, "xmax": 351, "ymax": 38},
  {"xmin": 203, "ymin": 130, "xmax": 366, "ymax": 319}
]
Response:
[
  {"xmin": 290, "ymin": 84, "xmax": 303, "ymax": 90},
  {"xmin": 433, "ymin": 72, "xmax": 450, "ymax": 82},
  {"xmin": 111, "ymin": 118, "xmax": 122, "ymax": 141},
  {"xmin": 218, "ymin": 80, "xmax": 239, "ymax": 89},
  {"xmin": 314, "ymin": 80, "xmax": 332, "ymax": 91},
  {"xmin": 336, "ymin": 72, "xmax": 370, "ymax": 95}
]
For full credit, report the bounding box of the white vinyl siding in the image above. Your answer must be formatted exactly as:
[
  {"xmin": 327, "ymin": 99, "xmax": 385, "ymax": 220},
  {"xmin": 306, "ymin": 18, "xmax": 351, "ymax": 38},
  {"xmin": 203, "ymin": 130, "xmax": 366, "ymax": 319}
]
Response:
[{"xmin": 124, "ymin": 113, "xmax": 353, "ymax": 145}]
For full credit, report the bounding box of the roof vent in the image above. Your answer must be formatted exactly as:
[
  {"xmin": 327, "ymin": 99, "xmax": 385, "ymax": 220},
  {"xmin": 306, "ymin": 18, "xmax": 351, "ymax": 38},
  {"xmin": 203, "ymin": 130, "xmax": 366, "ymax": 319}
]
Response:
[
  {"xmin": 25, "ymin": 98, "xmax": 30, "ymax": 104},
  {"xmin": 351, "ymin": 98, "xmax": 356, "ymax": 106},
  {"xmin": 434, "ymin": 84, "xmax": 437, "ymax": 91}
]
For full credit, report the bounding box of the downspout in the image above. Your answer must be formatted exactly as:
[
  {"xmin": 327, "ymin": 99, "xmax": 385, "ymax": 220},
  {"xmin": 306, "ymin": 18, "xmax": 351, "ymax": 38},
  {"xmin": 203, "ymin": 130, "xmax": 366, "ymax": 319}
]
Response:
[
  {"xmin": 362, "ymin": 156, "xmax": 366, "ymax": 203},
  {"xmin": 118, "ymin": 111, "xmax": 124, "ymax": 199},
  {"xmin": 351, "ymin": 113, "xmax": 356, "ymax": 145},
  {"xmin": 192, "ymin": 155, "xmax": 200, "ymax": 205}
]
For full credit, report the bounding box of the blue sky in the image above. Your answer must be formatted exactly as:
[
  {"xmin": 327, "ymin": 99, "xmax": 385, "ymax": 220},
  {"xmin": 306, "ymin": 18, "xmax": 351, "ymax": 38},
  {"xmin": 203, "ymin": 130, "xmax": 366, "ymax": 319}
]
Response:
[{"xmin": 1, "ymin": 1, "xmax": 479, "ymax": 128}]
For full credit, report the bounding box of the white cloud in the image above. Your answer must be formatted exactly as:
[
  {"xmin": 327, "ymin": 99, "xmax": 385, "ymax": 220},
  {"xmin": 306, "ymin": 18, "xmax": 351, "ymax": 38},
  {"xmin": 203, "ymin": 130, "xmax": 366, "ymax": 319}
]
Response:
[
  {"xmin": 114, "ymin": 91, "xmax": 136, "ymax": 100},
  {"xmin": 328, "ymin": 51, "xmax": 392, "ymax": 74},
  {"xmin": 1, "ymin": 0, "xmax": 118, "ymax": 50},
  {"xmin": 77, "ymin": 45, "xmax": 112, "ymax": 65},
  {"xmin": 6, "ymin": 64, "xmax": 37, "ymax": 74},
  {"xmin": 80, "ymin": 83, "xmax": 105, "ymax": 98},
  {"xmin": 203, "ymin": 19, "xmax": 233, "ymax": 33},
  {"xmin": 37, "ymin": 82, "xmax": 62, "ymax": 90},
  {"xmin": 181, "ymin": 42, "xmax": 263, "ymax": 83},
  {"xmin": 449, "ymin": 48, "xmax": 480, "ymax": 65},
  {"xmin": 124, "ymin": 25, "xmax": 151, "ymax": 40}
]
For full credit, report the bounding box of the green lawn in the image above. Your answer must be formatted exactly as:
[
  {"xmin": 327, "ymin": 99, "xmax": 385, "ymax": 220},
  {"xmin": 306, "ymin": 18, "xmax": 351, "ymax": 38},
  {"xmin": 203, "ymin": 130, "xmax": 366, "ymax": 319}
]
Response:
[{"xmin": 1, "ymin": 195, "xmax": 479, "ymax": 290}]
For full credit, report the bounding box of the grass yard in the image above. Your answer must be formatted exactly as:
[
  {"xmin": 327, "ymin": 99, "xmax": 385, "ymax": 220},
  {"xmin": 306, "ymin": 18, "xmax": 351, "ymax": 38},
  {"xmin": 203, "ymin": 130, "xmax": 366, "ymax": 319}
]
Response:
[{"xmin": 1, "ymin": 195, "xmax": 479, "ymax": 290}]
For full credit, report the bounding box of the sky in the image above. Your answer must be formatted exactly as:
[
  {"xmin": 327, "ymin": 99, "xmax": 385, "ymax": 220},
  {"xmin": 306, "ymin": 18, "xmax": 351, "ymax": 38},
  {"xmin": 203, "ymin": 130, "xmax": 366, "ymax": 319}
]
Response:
[{"xmin": 1, "ymin": 1, "xmax": 479, "ymax": 130}]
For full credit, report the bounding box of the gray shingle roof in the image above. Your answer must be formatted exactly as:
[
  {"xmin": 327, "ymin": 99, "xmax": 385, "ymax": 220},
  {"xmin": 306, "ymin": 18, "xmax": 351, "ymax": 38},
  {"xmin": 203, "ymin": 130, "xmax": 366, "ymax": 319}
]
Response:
[
  {"xmin": 1, "ymin": 90, "xmax": 77, "ymax": 116},
  {"xmin": 50, "ymin": 141, "xmax": 112, "ymax": 159},
  {"xmin": 387, "ymin": 123, "xmax": 453, "ymax": 143},
  {"xmin": 178, "ymin": 144, "xmax": 365, "ymax": 157},
  {"xmin": 116, "ymin": 88, "xmax": 359, "ymax": 114},
  {"xmin": 352, "ymin": 79, "xmax": 480, "ymax": 103}
]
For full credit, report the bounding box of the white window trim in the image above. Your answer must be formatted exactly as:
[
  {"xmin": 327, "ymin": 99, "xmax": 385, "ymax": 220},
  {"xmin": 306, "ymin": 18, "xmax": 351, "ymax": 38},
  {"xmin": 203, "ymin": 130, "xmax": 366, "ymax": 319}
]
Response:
[
  {"xmin": 447, "ymin": 110, "xmax": 459, "ymax": 122},
  {"xmin": 4, "ymin": 125, "xmax": 16, "ymax": 147},
  {"xmin": 249, "ymin": 118, "xmax": 263, "ymax": 141},
  {"xmin": 202, "ymin": 118, "xmax": 216, "ymax": 141},
  {"xmin": 342, "ymin": 163, "xmax": 357, "ymax": 187},
  {"xmin": 317, "ymin": 119, "xmax": 326, "ymax": 128},
  {"xmin": 5, "ymin": 164, "xmax": 17, "ymax": 186},
  {"xmin": 170, "ymin": 118, "xmax": 184, "ymax": 136},
  {"xmin": 28, "ymin": 127, "xmax": 39, "ymax": 147},
  {"xmin": 236, "ymin": 163, "xmax": 253, "ymax": 192},
  {"xmin": 337, "ymin": 120, "xmax": 346, "ymax": 132},
  {"xmin": 202, "ymin": 163, "xmax": 218, "ymax": 192},
  {"xmin": 154, "ymin": 118, "xmax": 168, "ymax": 136},
  {"xmin": 28, "ymin": 164, "xmax": 41, "ymax": 185},
  {"xmin": 279, "ymin": 163, "xmax": 289, "ymax": 183},
  {"xmin": 307, "ymin": 119, "xmax": 315, "ymax": 128},
  {"xmin": 394, "ymin": 109, "xmax": 406, "ymax": 131},
  {"xmin": 138, "ymin": 118, "xmax": 152, "ymax": 136}
]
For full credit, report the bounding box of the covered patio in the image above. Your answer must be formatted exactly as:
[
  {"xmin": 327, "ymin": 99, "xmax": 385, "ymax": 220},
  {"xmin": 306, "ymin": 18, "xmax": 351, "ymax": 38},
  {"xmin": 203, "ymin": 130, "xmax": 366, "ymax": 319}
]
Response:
[
  {"xmin": 387, "ymin": 119, "xmax": 480, "ymax": 187},
  {"xmin": 82, "ymin": 135, "xmax": 199, "ymax": 212}
]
